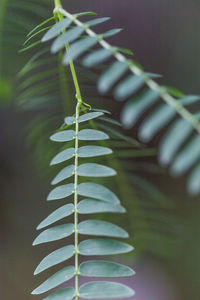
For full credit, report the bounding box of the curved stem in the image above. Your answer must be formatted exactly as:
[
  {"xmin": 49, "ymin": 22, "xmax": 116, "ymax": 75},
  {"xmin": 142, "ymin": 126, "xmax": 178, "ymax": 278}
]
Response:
[{"xmin": 54, "ymin": 2, "xmax": 83, "ymax": 298}]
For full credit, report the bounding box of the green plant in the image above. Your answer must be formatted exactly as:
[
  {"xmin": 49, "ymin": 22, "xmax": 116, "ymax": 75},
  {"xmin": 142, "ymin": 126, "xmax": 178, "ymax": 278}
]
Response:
[
  {"xmin": 25, "ymin": 1, "xmax": 199, "ymax": 196},
  {"xmin": 15, "ymin": 1, "xmax": 200, "ymax": 299},
  {"xmin": 32, "ymin": 104, "xmax": 135, "ymax": 299}
]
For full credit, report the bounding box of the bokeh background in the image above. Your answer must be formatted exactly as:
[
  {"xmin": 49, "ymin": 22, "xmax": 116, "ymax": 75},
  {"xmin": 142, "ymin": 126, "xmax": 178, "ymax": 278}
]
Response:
[{"xmin": 1, "ymin": 0, "xmax": 200, "ymax": 299}]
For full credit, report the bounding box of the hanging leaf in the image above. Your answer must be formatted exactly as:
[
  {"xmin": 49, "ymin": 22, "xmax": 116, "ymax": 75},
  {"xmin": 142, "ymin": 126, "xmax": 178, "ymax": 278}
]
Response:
[
  {"xmin": 37, "ymin": 204, "xmax": 74, "ymax": 230},
  {"xmin": 80, "ymin": 260, "xmax": 135, "ymax": 277},
  {"xmin": 47, "ymin": 184, "xmax": 74, "ymax": 201},
  {"xmin": 78, "ymin": 199, "xmax": 126, "ymax": 214},
  {"xmin": 79, "ymin": 239, "xmax": 133, "ymax": 255},
  {"xmin": 77, "ymin": 182, "xmax": 120, "ymax": 204},
  {"xmin": 77, "ymin": 163, "xmax": 116, "ymax": 177},
  {"xmin": 33, "ymin": 224, "xmax": 74, "ymax": 245},
  {"xmin": 32, "ymin": 266, "xmax": 75, "ymax": 294},
  {"xmin": 78, "ymin": 146, "xmax": 112, "ymax": 157},
  {"xmin": 78, "ymin": 220, "xmax": 128, "ymax": 238},
  {"xmin": 79, "ymin": 281, "xmax": 135, "ymax": 299},
  {"xmin": 34, "ymin": 245, "xmax": 75, "ymax": 275}
]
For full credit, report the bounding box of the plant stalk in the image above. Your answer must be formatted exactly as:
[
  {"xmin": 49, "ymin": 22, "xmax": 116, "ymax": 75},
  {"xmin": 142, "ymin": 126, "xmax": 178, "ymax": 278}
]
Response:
[
  {"xmin": 54, "ymin": 1, "xmax": 83, "ymax": 298},
  {"xmin": 73, "ymin": 100, "xmax": 82, "ymax": 300}
]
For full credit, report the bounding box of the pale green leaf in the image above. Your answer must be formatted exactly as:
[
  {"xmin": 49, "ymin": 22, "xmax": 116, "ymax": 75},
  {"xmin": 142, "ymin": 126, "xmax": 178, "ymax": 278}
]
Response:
[
  {"xmin": 102, "ymin": 28, "xmax": 122, "ymax": 38},
  {"xmin": 78, "ymin": 220, "xmax": 128, "ymax": 238},
  {"xmin": 114, "ymin": 74, "xmax": 145, "ymax": 101},
  {"xmin": 74, "ymin": 12, "xmax": 97, "ymax": 17},
  {"xmin": 64, "ymin": 116, "xmax": 76, "ymax": 125},
  {"xmin": 77, "ymin": 183, "xmax": 120, "ymax": 204},
  {"xmin": 37, "ymin": 204, "xmax": 74, "ymax": 230},
  {"xmin": 159, "ymin": 119, "xmax": 193, "ymax": 165},
  {"xmin": 78, "ymin": 199, "xmax": 126, "ymax": 214},
  {"xmin": 98, "ymin": 61, "xmax": 129, "ymax": 93},
  {"xmin": 170, "ymin": 136, "xmax": 200, "ymax": 176},
  {"xmin": 121, "ymin": 90, "xmax": 160, "ymax": 129},
  {"xmin": 32, "ymin": 266, "xmax": 75, "ymax": 294},
  {"xmin": 79, "ymin": 239, "xmax": 134, "ymax": 255},
  {"xmin": 33, "ymin": 224, "xmax": 74, "ymax": 245},
  {"xmin": 79, "ymin": 281, "xmax": 135, "ymax": 299},
  {"xmin": 50, "ymin": 148, "xmax": 75, "ymax": 165},
  {"xmin": 51, "ymin": 27, "xmax": 84, "ymax": 53},
  {"xmin": 50, "ymin": 130, "xmax": 75, "ymax": 142},
  {"xmin": 78, "ymin": 146, "xmax": 112, "ymax": 157},
  {"xmin": 63, "ymin": 37, "xmax": 98, "ymax": 65},
  {"xmin": 78, "ymin": 129, "xmax": 109, "ymax": 140},
  {"xmin": 86, "ymin": 17, "xmax": 110, "ymax": 27},
  {"xmin": 77, "ymin": 163, "xmax": 116, "ymax": 177},
  {"xmin": 43, "ymin": 287, "xmax": 75, "ymax": 300},
  {"xmin": 139, "ymin": 104, "xmax": 175, "ymax": 142},
  {"xmin": 42, "ymin": 18, "xmax": 72, "ymax": 42},
  {"xmin": 78, "ymin": 112, "xmax": 104, "ymax": 123},
  {"xmin": 80, "ymin": 260, "xmax": 135, "ymax": 277},
  {"xmin": 83, "ymin": 49, "xmax": 113, "ymax": 67},
  {"xmin": 34, "ymin": 245, "xmax": 74, "ymax": 275},
  {"xmin": 51, "ymin": 165, "xmax": 75, "ymax": 185},
  {"xmin": 47, "ymin": 184, "xmax": 74, "ymax": 201}
]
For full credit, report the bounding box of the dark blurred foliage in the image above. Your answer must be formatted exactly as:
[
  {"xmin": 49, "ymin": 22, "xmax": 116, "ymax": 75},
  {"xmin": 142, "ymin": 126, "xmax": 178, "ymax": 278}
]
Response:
[{"xmin": 0, "ymin": 0, "xmax": 200, "ymax": 299}]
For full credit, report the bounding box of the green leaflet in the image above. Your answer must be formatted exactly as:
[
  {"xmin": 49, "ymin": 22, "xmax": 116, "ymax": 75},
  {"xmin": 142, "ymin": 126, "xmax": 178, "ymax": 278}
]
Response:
[
  {"xmin": 34, "ymin": 245, "xmax": 75, "ymax": 274},
  {"xmin": 47, "ymin": 183, "xmax": 74, "ymax": 201},
  {"xmin": 114, "ymin": 74, "xmax": 145, "ymax": 101},
  {"xmin": 159, "ymin": 119, "xmax": 193, "ymax": 165},
  {"xmin": 85, "ymin": 17, "xmax": 110, "ymax": 27},
  {"xmin": 33, "ymin": 224, "xmax": 74, "ymax": 245},
  {"xmin": 102, "ymin": 28, "xmax": 123, "ymax": 38},
  {"xmin": 79, "ymin": 239, "xmax": 133, "ymax": 255},
  {"xmin": 79, "ymin": 282, "xmax": 135, "ymax": 299},
  {"xmin": 98, "ymin": 61, "xmax": 129, "ymax": 93},
  {"xmin": 51, "ymin": 165, "xmax": 75, "ymax": 185},
  {"xmin": 121, "ymin": 89, "xmax": 160, "ymax": 129},
  {"xmin": 32, "ymin": 266, "xmax": 75, "ymax": 294},
  {"xmin": 78, "ymin": 199, "xmax": 126, "ymax": 214},
  {"xmin": 138, "ymin": 104, "xmax": 175, "ymax": 142},
  {"xmin": 50, "ymin": 130, "xmax": 75, "ymax": 142},
  {"xmin": 77, "ymin": 163, "xmax": 116, "ymax": 177},
  {"xmin": 78, "ymin": 146, "xmax": 112, "ymax": 157},
  {"xmin": 80, "ymin": 260, "xmax": 135, "ymax": 277},
  {"xmin": 170, "ymin": 136, "xmax": 200, "ymax": 176},
  {"xmin": 43, "ymin": 287, "xmax": 75, "ymax": 300},
  {"xmin": 78, "ymin": 220, "xmax": 128, "ymax": 238},
  {"xmin": 78, "ymin": 129, "xmax": 109, "ymax": 140},
  {"xmin": 50, "ymin": 148, "xmax": 75, "ymax": 165},
  {"xmin": 78, "ymin": 111, "xmax": 104, "ymax": 122},
  {"xmin": 37, "ymin": 204, "xmax": 74, "ymax": 230},
  {"xmin": 77, "ymin": 182, "xmax": 120, "ymax": 204},
  {"xmin": 51, "ymin": 27, "xmax": 85, "ymax": 53},
  {"xmin": 63, "ymin": 37, "xmax": 98, "ymax": 65},
  {"xmin": 42, "ymin": 18, "xmax": 72, "ymax": 42},
  {"xmin": 83, "ymin": 48, "xmax": 113, "ymax": 67}
]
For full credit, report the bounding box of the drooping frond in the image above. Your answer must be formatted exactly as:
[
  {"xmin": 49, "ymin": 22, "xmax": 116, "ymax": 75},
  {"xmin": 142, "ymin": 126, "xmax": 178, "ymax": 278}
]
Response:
[
  {"xmin": 26, "ymin": 6, "xmax": 200, "ymax": 195},
  {"xmin": 32, "ymin": 104, "xmax": 135, "ymax": 299}
]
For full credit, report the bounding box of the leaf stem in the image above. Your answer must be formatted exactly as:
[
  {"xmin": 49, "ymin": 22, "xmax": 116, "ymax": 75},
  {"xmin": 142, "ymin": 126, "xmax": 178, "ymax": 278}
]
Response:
[
  {"xmin": 73, "ymin": 99, "xmax": 82, "ymax": 300},
  {"xmin": 54, "ymin": 2, "xmax": 83, "ymax": 298}
]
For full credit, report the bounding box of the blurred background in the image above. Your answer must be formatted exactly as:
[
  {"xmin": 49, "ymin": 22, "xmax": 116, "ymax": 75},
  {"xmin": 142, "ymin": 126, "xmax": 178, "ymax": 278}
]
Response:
[{"xmin": 1, "ymin": 0, "xmax": 200, "ymax": 299}]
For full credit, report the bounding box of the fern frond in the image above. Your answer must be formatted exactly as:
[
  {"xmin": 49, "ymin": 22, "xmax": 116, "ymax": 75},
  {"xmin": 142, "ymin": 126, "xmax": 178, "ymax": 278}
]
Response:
[{"xmin": 32, "ymin": 105, "xmax": 135, "ymax": 299}]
